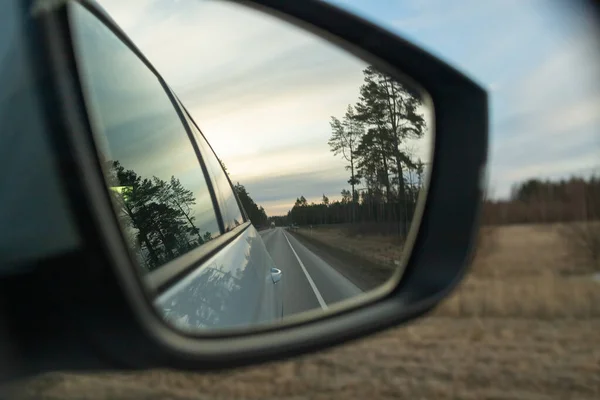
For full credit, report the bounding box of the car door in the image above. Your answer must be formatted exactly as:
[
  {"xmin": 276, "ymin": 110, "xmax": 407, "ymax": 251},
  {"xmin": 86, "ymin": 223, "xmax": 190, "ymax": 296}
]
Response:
[
  {"xmin": 69, "ymin": 4, "xmax": 283, "ymax": 331},
  {"xmin": 156, "ymin": 93, "xmax": 284, "ymax": 330}
]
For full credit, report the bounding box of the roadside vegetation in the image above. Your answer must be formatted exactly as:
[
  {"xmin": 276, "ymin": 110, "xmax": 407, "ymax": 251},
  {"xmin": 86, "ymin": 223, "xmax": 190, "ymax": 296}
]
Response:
[{"xmin": 278, "ymin": 65, "xmax": 428, "ymax": 237}]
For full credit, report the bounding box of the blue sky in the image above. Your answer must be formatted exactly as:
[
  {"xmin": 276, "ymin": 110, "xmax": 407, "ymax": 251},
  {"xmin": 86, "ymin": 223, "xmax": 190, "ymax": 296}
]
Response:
[{"xmin": 96, "ymin": 0, "xmax": 599, "ymax": 215}]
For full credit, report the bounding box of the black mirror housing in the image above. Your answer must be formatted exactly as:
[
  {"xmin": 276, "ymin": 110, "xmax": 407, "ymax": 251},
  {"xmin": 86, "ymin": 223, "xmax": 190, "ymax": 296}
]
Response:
[{"xmin": 0, "ymin": 0, "xmax": 487, "ymax": 380}]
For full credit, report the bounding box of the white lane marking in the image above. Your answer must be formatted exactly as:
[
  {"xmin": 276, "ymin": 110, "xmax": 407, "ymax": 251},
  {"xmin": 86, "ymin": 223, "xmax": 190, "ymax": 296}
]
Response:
[
  {"xmin": 285, "ymin": 234, "xmax": 362, "ymax": 297},
  {"xmin": 282, "ymin": 231, "xmax": 328, "ymax": 310}
]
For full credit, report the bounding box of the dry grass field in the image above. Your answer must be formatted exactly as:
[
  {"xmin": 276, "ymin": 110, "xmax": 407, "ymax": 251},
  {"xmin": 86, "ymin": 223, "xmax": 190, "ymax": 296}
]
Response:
[
  {"xmin": 436, "ymin": 223, "xmax": 600, "ymax": 319},
  {"xmin": 6, "ymin": 223, "xmax": 600, "ymax": 399}
]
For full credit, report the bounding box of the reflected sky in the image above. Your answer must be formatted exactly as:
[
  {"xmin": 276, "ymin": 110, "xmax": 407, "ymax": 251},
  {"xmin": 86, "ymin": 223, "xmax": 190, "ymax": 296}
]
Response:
[
  {"xmin": 180, "ymin": 107, "xmax": 244, "ymax": 231},
  {"xmin": 71, "ymin": 3, "xmax": 221, "ymax": 263},
  {"xmin": 95, "ymin": 0, "xmax": 433, "ymax": 215},
  {"xmin": 95, "ymin": 0, "xmax": 599, "ymax": 213}
]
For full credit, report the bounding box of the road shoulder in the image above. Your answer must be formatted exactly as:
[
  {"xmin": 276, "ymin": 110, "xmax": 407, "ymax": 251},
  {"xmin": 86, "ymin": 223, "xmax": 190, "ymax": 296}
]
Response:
[{"xmin": 288, "ymin": 230, "xmax": 393, "ymax": 291}]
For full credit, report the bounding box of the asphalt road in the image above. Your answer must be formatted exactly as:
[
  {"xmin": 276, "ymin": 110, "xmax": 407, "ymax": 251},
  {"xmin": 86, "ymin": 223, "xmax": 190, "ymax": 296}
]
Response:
[{"xmin": 259, "ymin": 227, "xmax": 362, "ymax": 317}]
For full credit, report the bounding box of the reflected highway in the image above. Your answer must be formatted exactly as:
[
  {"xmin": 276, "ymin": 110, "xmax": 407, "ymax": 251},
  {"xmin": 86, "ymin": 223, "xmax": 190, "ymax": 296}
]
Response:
[{"xmin": 259, "ymin": 227, "xmax": 362, "ymax": 317}]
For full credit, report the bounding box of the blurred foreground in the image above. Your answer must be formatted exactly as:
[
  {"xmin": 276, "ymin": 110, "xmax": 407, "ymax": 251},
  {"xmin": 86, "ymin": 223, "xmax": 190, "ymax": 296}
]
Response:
[{"xmin": 8, "ymin": 220, "xmax": 600, "ymax": 400}]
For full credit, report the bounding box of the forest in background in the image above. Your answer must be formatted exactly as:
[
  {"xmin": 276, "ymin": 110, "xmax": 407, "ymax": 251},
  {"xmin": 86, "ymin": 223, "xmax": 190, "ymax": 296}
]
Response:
[
  {"xmin": 277, "ymin": 65, "xmax": 428, "ymax": 236},
  {"xmin": 482, "ymin": 174, "xmax": 600, "ymax": 225}
]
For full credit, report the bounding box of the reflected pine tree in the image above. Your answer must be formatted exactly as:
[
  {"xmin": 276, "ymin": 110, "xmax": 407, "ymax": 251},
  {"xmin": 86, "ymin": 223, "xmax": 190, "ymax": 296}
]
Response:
[
  {"xmin": 104, "ymin": 160, "xmax": 214, "ymax": 272},
  {"xmin": 307, "ymin": 65, "xmax": 428, "ymax": 235}
]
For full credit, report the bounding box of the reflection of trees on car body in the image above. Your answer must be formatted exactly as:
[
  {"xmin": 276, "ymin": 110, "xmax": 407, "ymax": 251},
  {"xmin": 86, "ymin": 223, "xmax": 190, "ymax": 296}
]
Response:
[
  {"xmin": 162, "ymin": 263, "xmax": 243, "ymax": 329},
  {"xmin": 158, "ymin": 229, "xmax": 278, "ymax": 330}
]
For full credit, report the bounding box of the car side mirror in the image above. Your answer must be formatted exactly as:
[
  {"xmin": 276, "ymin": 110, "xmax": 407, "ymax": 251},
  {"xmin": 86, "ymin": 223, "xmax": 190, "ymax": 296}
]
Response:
[{"xmin": 0, "ymin": 0, "xmax": 487, "ymax": 380}]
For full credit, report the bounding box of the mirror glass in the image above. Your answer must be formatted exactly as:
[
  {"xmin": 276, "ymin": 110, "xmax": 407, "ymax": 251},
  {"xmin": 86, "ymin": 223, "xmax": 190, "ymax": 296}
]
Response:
[{"xmin": 70, "ymin": 0, "xmax": 434, "ymax": 332}]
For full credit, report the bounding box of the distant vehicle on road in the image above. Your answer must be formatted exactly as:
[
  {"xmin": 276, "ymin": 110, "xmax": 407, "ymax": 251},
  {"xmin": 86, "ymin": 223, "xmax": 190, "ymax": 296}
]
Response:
[{"xmin": 271, "ymin": 222, "xmax": 276, "ymax": 229}]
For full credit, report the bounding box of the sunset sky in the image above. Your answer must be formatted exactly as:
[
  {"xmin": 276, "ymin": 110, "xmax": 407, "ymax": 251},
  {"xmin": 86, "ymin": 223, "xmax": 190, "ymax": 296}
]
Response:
[{"xmin": 97, "ymin": 0, "xmax": 599, "ymax": 216}]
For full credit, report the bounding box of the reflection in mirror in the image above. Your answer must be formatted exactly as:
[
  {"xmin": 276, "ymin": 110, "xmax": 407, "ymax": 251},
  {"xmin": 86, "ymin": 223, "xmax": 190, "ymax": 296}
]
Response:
[
  {"xmin": 70, "ymin": 3, "xmax": 222, "ymax": 274},
  {"xmin": 74, "ymin": 0, "xmax": 433, "ymax": 332}
]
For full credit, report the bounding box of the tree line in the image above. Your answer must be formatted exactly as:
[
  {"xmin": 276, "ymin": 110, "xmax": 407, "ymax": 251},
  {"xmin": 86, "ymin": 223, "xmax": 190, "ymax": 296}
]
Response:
[
  {"xmin": 105, "ymin": 159, "xmax": 269, "ymax": 272},
  {"xmin": 105, "ymin": 160, "xmax": 214, "ymax": 271},
  {"xmin": 233, "ymin": 182, "xmax": 268, "ymax": 228},
  {"xmin": 287, "ymin": 65, "xmax": 428, "ymax": 236},
  {"xmin": 220, "ymin": 160, "xmax": 269, "ymax": 228},
  {"xmin": 483, "ymin": 174, "xmax": 600, "ymax": 225},
  {"xmin": 282, "ymin": 173, "xmax": 600, "ymax": 230}
]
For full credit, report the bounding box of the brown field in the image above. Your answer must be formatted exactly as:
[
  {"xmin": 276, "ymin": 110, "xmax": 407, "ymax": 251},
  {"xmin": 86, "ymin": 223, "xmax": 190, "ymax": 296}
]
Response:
[
  {"xmin": 436, "ymin": 223, "xmax": 600, "ymax": 319},
  {"xmin": 7, "ymin": 223, "xmax": 600, "ymax": 399}
]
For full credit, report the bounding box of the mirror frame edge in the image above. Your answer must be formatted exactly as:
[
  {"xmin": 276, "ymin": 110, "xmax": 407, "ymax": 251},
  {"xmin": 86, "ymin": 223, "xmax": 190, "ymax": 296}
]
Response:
[{"xmin": 25, "ymin": 0, "xmax": 488, "ymax": 373}]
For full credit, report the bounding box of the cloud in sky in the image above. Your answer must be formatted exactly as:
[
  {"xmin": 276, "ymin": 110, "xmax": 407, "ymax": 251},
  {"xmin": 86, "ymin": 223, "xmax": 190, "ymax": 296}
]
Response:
[
  {"xmin": 96, "ymin": 0, "xmax": 598, "ymax": 214},
  {"xmin": 96, "ymin": 0, "xmax": 434, "ymax": 215},
  {"xmin": 485, "ymin": 16, "xmax": 600, "ymax": 194}
]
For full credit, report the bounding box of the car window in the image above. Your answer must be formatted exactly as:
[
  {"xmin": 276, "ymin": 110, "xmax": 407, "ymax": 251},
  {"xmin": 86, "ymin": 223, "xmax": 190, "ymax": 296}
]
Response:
[
  {"xmin": 70, "ymin": 3, "xmax": 221, "ymax": 272},
  {"xmin": 178, "ymin": 106, "xmax": 245, "ymax": 231}
]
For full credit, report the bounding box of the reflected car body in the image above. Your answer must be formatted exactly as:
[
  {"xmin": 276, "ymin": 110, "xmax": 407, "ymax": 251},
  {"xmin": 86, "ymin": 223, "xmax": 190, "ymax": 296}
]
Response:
[
  {"xmin": 158, "ymin": 226, "xmax": 283, "ymax": 331},
  {"xmin": 147, "ymin": 104, "xmax": 284, "ymax": 331}
]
